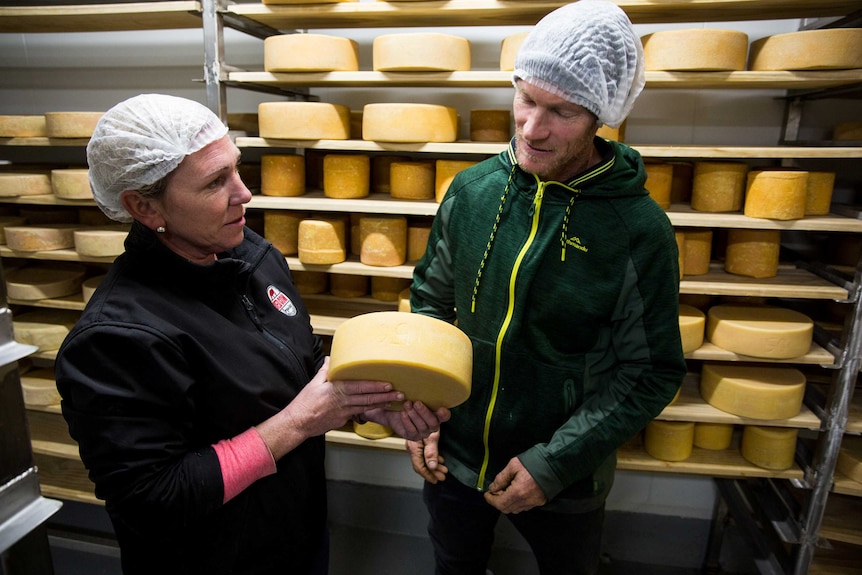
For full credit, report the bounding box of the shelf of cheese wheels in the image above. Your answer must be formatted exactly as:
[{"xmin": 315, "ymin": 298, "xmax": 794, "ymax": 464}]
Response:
[{"xmin": 0, "ymin": 1, "xmax": 203, "ymax": 34}]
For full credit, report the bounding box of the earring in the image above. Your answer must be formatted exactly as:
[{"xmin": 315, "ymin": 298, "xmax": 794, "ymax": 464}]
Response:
[{"xmin": 156, "ymin": 226, "xmax": 166, "ymax": 233}]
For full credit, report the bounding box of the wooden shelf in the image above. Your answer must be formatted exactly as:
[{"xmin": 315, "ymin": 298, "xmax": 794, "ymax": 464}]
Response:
[
  {"xmin": 0, "ymin": 246, "xmax": 115, "ymax": 264},
  {"xmin": 832, "ymin": 471, "xmax": 862, "ymax": 497},
  {"xmin": 687, "ymin": 341, "xmax": 834, "ymax": 367},
  {"xmin": 285, "ymin": 256, "xmax": 415, "ymax": 279},
  {"xmin": 667, "ymin": 204, "xmax": 862, "ymax": 233},
  {"xmin": 0, "ymin": 1, "xmax": 202, "ymax": 33},
  {"xmin": 248, "ymin": 191, "xmax": 438, "ymax": 217},
  {"xmin": 820, "ymin": 494, "xmax": 862, "ymax": 546},
  {"xmin": 679, "ymin": 264, "xmax": 849, "ymax": 300}
]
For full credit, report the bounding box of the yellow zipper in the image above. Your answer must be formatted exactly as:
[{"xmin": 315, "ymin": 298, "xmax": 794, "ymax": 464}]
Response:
[{"xmin": 476, "ymin": 181, "xmax": 546, "ymax": 490}]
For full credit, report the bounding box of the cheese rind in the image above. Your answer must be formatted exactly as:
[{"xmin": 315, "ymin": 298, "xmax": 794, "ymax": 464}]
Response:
[
  {"xmin": 328, "ymin": 311, "xmax": 473, "ymax": 410},
  {"xmin": 5, "ymin": 224, "xmax": 78, "ymax": 251},
  {"xmin": 500, "ymin": 31, "xmax": 529, "ymax": 71},
  {"xmin": 724, "ymin": 229, "xmax": 780, "ymax": 279},
  {"xmin": 265, "ymin": 33, "xmax": 359, "ymax": 72},
  {"xmin": 645, "ymin": 163, "xmax": 673, "ymax": 210},
  {"xmin": 642, "ymin": 29, "xmax": 749, "ymax": 71},
  {"xmin": 678, "ymin": 304, "xmax": 705, "ymax": 354},
  {"xmin": 699, "ymin": 362, "xmax": 806, "ymax": 420},
  {"xmin": 805, "ymin": 171, "xmax": 835, "ymax": 216},
  {"xmin": 741, "ymin": 425, "xmax": 798, "ymax": 470},
  {"xmin": 0, "ymin": 115, "xmax": 47, "ymax": 138},
  {"xmin": 0, "ymin": 172, "xmax": 53, "ymax": 197},
  {"xmin": 44, "ymin": 112, "xmax": 103, "ymax": 138},
  {"xmin": 261, "ymin": 154, "xmax": 306, "ymax": 197},
  {"xmin": 691, "ymin": 162, "xmax": 748, "ymax": 212},
  {"xmin": 13, "ymin": 309, "xmax": 81, "ymax": 351},
  {"xmin": 706, "ymin": 304, "xmax": 813, "ymax": 359},
  {"xmin": 51, "ymin": 168, "xmax": 93, "ymax": 200},
  {"xmin": 373, "ymin": 33, "xmax": 470, "ymax": 71},
  {"xmin": 353, "ymin": 420, "xmax": 394, "ymax": 440},
  {"xmin": 390, "ymin": 161, "xmax": 435, "ymax": 200},
  {"xmin": 693, "ymin": 423, "xmax": 734, "ymax": 451},
  {"xmin": 20, "ymin": 367, "xmax": 60, "ymax": 407},
  {"xmin": 470, "ymin": 109, "xmax": 511, "ymax": 142},
  {"xmin": 264, "ymin": 210, "xmax": 303, "ymax": 255},
  {"xmin": 330, "ymin": 273, "xmax": 369, "ymax": 298},
  {"xmin": 297, "ymin": 217, "xmax": 347, "ymax": 264},
  {"xmin": 362, "ymin": 103, "xmax": 458, "ymax": 143},
  {"xmin": 359, "ymin": 215, "xmax": 407, "ymax": 267},
  {"xmin": 323, "ymin": 154, "xmax": 371, "ymax": 199},
  {"xmin": 73, "ymin": 227, "xmax": 129, "ymax": 257},
  {"xmin": 744, "ymin": 170, "xmax": 807, "ymax": 221},
  {"xmin": 435, "ymin": 160, "xmax": 477, "ymax": 203},
  {"xmin": 682, "ymin": 229, "xmax": 712, "ymax": 276},
  {"xmin": 371, "ymin": 277, "xmax": 410, "ymax": 302},
  {"xmin": 644, "ymin": 420, "xmax": 694, "ymax": 462},
  {"xmin": 259, "ymin": 102, "xmax": 351, "ymax": 140},
  {"xmin": 82, "ymin": 274, "xmax": 105, "ymax": 304},
  {"xmin": 5, "ymin": 263, "xmax": 86, "ymax": 300},
  {"xmin": 748, "ymin": 29, "xmax": 862, "ymax": 71},
  {"xmin": 291, "ymin": 270, "xmax": 329, "ymax": 295}
]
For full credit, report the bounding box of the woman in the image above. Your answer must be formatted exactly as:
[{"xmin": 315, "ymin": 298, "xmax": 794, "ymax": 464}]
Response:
[{"xmin": 55, "ymin": 93, "xmax": 449, "ymax": 574}]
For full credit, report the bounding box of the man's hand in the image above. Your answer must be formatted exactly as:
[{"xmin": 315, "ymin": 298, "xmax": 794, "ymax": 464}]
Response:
[
  {"xmin": 366, "ymin": 401, "xmax": 450, "ymax": 442},
  {"xmin": 406, "ymin": 430, "xmax": 447, "ymax": 483},
  {"xmin": 484, "ymin": 457, "xmax": 547, "ymax": 514}
]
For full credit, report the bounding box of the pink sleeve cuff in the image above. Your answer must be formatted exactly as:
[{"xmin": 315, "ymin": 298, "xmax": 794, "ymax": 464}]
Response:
[{"xmin": 213, "ymin": 427, "xmax": 277, "ymax": 504}]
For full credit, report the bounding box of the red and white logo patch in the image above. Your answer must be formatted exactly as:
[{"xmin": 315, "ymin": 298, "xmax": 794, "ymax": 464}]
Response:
[{"xmin": 267, "ymin": 285, "xmax": 297, "ymax": 317}]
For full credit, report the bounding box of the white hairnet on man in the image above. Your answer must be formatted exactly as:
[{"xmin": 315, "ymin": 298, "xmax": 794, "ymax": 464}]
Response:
[{"xmin": 86, "ymin": 94, "xmax": 228, "ymax": 222}]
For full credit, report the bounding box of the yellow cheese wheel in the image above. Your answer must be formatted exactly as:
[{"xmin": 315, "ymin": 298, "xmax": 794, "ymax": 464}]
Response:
[
  {"xmin": 699, "ymin": 362, "xmax": 806, "ymax": 420},
  {"xmin": 259, "ymin": 102, "xmax": 351, "ymax": 140},
  {"xmin": 371, "ymin": 155, "xmax": 409, "ymax": 194},
  {"xmin": 297, "ymin": 217, "xmax": 347, "ymax": 264},
  {"xmin": 435, "ymin": 159, "xmax": 477, "ymax": 203},
  {"xmin": 706, "ymin": 305, "xmax": 813, "ymax": 359},
  {"xmin": 261, "ymin": 154, "xmax": 305, "ymax": 197},
  {"xmin": 19, "ymin": 367, "xmax": 60, "ymax": 407},
  {"xmin": 291, "ymin": 270, "xmax": 328, "ymax": 295},
  {"xmin": 5, "ymin": 224, "xmax": 78, "ymax": 251},
  {"xmin": 390, "ymin": 161, "xmax": 435, "ymax": 200},
  {"xmin": 500, "ymin": 31, "xmax": 529, "ymax": 71},
  {"xmin": 0, "ymin": 216, "xmax": 28, "ymax": 244},
  {"xmin": 644, "ymin": 420, "xmax": 694, "ymax": 462},
  {"xmin": 362, "ymin": 103, "xmax": 458, "ymax": 143},
  {"xmin": 44, "ymin": 112, "xmax": 103, "ymax": 138},
  {"xmin": 597, "ymin": 122, "xmax": 625, "ymax": 143},
  {"xmin": 693, "ymin": 423, "xmax": 734, "ymax": 451},
  {"xmin": 5, "ymin": 263, "xmax": 86, "ymax": 300},
  {"xmin": 0, "ymin": 172, "xmax": 53, "ymax": 197},
  {"xmin": 0, "ymin": 115, "xmax": 47, "ymax": 138},
  {"xmin": 73, "ymin": 227, "xmax": 129, "ymax": 257},
  {"xmin": 264, "ymin": 210, "xmax": 303, "ymax": 256},
  {"xmin": 397, "ymin": 287, "xmax": 412, "ymax": 313},
  {"xmin": 330, "ymin": 273, "xmax": 368, "ymax": 298},
  {"xmin": 744, "ymin": 170, "xmax": 807, "ymax": 221},
  {"xmin": 13, "ymin": 309, "xmax": 81, "ymax": 351},
  {"xmin": 740, "ymin": 425, "xmax": 797, "ymax": 470},
  {"xmin": 805, "ymin": 171, "xmax": 835, "ymax": 216},
  {"xmin": 748, "ymin": 28, "xmax": 862, "ymax": 71},
  {"xmin": 323, "ymin": 154, "xmax": 370, "ymax": 199},
  {"xmin": 51, "ymin": 168, "xmax": 92, "ymax": 200},
  {"xmin": 682, "ymin": 229, "xmax": 712, "ymax": 276},
  {"xmin": 691, "ymin": 161, "xmax": 748, "ymax": 212},
  {"xmin": 670, "ymin": 161, "xmax": 693, "ymax": 203},
  {"xmin": 328, "ymin": 311, "xmax": 472, "ymax": 410},
  {"xmin": 359, "ymin": 215, "xmax": 407, "ymax": 267},
  {"xmin": 407, "ymin": 220, "xmax": 432, "ymax": 261},
  {"xmin": 82, "ymin": 274, "xmax": 105, "ymax": 304},
  {"xmin": 642, "ymin": 29, "xmax": 749, "ymax": 71},
  {"xmin": 470, "ymin": 109, "xmax": 511, "ymax": 142},
  {"xmin": 645, "ymin": 163, "xmax": 673, "ymax": 210},
  {"xmin": 371, "ymin": 277, "xmax": 410, "ymax": 302},
  {"xmin": 678, "ymin": 304, "xmax": 705, "ymax": 354},
  {"xmin": 353, "ymin": 420, "xmax": 394, "ymax": 440},
  {"xmin": 373, "ymin": 33, "xmax": 470, "ymax": 71},
  {"xmin": 724, "ymin": 229, "xmax": 780, "ymax": 279},
  {"xmin": 837, "ymin": 436, "xmax": 862, "ymax": 484},
  {"xmin": 264, "ymin": 33, "xmax": 359, "ymax": 72}
]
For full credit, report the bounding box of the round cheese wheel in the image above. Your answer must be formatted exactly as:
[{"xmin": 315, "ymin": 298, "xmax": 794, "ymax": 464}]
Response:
[
  {"xmin": 298, "ymin": 217, "xmax": 347, "ymax": 265},
  {"xmin": 682, "ymin": 229, "xmax": 712, "ymax": 276},
  {"xmin": 291, "ymin": 270, "xmax": 329, "ymax": 295},
  {"xmin": 373, "ymin": 33, "xmax": 470, "ymax": 71},
  {"xmin": 371, "ymin": 155, "xmax": 409, "ymax": 194},
  {"xmin": 678, "ymin": 304, "xmax": 706, "ymax": 354},
  {"xmin": 470, "ymin": 109, "xmax": 510, "ymax": 142},
  {"xmin": 44, "ymin": 112, "xmax": 103, "ymax": 138},
  {"xmin": 13, "ymin": 309, "xmax": 81, "ymax": 351},
  {"xmin": 699, "ymin": 362, "xmax": 806, "ymax": 420},
  {"xmin": 0, "ymin": 216, "xmax": 28, "ymax": 244},
  {"xmin": 837, "ymin": 436, "xmax": 862, "ymax": 484},
  {"xmin": 645, "ymin": 163, "xmax": 673, "ymax": 210},
  {"xmin": 51, "ymin": 168, "xmax": 93, "ymax": 200},
  {"xmin": 744, "ymin": 170, "xmax": 807, "ymax": 221},
  {"xmin": 390, "ymin": 161, "xmax": 435, "ymax": 200},
  {"xmin": 74, "ymin": 227, "xmax": 129, "ymax": 257},
  {"xmin": 359, "ymin": 215, "xmax": 407, "ymax": 267},
  {"xmin": 328, "ymin": 311, "xmax": 472, "ymax": 410},
  {"xmin": 330, "ymin": 273, "xmax": 368, "ymax": 298},
  {"xmin": 397, "ymin": 287, "xmax": 411, "ymax": 313},
  {"xmin": 693, "ymin": 422, "xmax": 734, "ymax": 451},
  {"xmin": 261, "ymin": 154, "xmax": 305, "ymax": 197},
  {"xmin": 706, "ymin": 305, "xmax": 813, "ymax": 359},
  {"xmin": 371, "ymin": 277, "xmax": 410, "ymax": 302},
  {"xmin": 323, "ymin": 154, "xmax": 370, "ymax": 199},
  {"xmin": 5, "ymin": 224, "xmax": 78, "ymax": 251},
  {"xmin": 5, "ymin": 263, "xmax": 86, "ymax": 300},
  {"xmin": 407, "ymin": 221, "xmax": 432, "ymax": 261},
  {"xmin": 642, "ymin": 29, "xmax": 749, "ymax": 71},
  {"xmin": 724, "ymin": 229, "xmax": 780, "ymax": 279},
  {"xmin": 691, "ymin": 161, "xmax": 748, "ymax": 212},
  {"xmin": 362, "ymin": 103, "xmax": 458, "ymax": 143},
  {"xmin": 644, "ymin": 420, "xmax": 694, "ymax": 462},
  {"xmin": 352, "ymin": 420, "xmax": 394, "ymax": 440},
  {"xmin": 259, "ymin": 102, "xmax": 351, "ymax": 140},
  {"xmin": 20, "ymin": 367, "xmax": 60, "ymax": 407},
  {"xmin": 741, "ymin": 425, "xmax": 797, "ymax": 470},
  {"xmin": 500, "ymin": 31, "xmax": 529, "ymax": 71},
  {"xmin": 805, "ymin": 171, "xmax": 835, "ymax": 216},
  {"xmin": 0, "ymin": 115, "xmax": 47, "ymax": 138},
  {"xmin": 435, "ymin": 159, "xmax": 477, "ymax": 203},
  {"xmin": 264, "ymin": 210, "xmax": 303, "ymax": 256},
  {"xmin": 0, "ymin": 172, "xmax": 53, "ymax": 197},
  {"xmin": 82, "ymin": 274, "xmax": 105, "ymax": 304},
  {"xmin": 748, "ymin": 28, "xmax": 862, "ymax": 71},
  {"xmin": 264, "ymin": 33, "xmax": 359, "ymax": 72}
]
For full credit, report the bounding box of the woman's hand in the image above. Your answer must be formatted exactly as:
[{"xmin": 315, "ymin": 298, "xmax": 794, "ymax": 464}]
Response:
[
  {"xmin": 364, "ymin": 401, "xmax": 450, "ymax": 442},
  {"xmin": 406, "ymin": 430, "xmax": 448, "ymax": 483}
]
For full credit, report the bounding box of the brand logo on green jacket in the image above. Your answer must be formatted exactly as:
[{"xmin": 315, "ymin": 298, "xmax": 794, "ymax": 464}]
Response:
[{"xmin": 564, "ymin": 236, "xmax": 589, "ymax": 253}]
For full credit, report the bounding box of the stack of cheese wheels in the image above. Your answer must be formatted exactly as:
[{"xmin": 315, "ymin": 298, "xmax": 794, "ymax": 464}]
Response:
[
  {"xmin": 359, "ymin": 215, "xmax": 407, "ymax": 267},
  {"xmin": 500, "ymin": 31, "xmax": 529, "ymax": 71},
  {"xmin": 371, "ymin": 155, "xmax": 409, "ymax": 194},
  {"xmin": 259, "ymin": 102, "xmax": 351, "ymax": 140},
  {"xmin": 748, "ymin": 28, "xmax": 862, "ymax": 71},
  {"xmin": 19, "ymin": 367, "xmax": 60, "ymax": 408},
  {"xmin": 805, "ymin": 171, "xmax": 835, "ymax": 216},
  {"xmin": 641, "ymin": 29, "xmax": 749, "ymax": 71},
  {"xmin": 5, "ymin": 224, "xmax": 79, "ymax": 251},
  {"xmin": 5, "ymin": 263, "xmax": 86, "ymax": 300},
  {"xmin": 362, "ymin": 103, "xmax": 458, "ymax": 143},
  {"xmin": 264, "ymin": 210, "xmax": 303, "ymax": 255},
  {"xmin": 373, "ymin": 32, "xmax": 470, "ymax": 71},
  {"xmin": 837, "ymin": 436, "xmax": 862, "ymax": 484},
  {"xmin": 44, "ymin": 112, "xmax": 103, "ymax": 138},
  {"xmin": 291, "ymin": 270, "xmax": 328, "ymax": 295},
  {"xmin": 435, "ymin": 159, "xmax": 477, "ymax": 203},
  {"xmin": 681, "ymin": 229, "xmax": 712, "ymax": 276},
  {"xmin": 330, "ymin": 273, "xmax": 368, "ymax": 298},
  {"xmin": 74, "ymin": 226, "xmax": 129, "ymax": 257},
  {"xmin": 0, "ymin": 172, "xmax": 52, "ymax": 198},
  {"xmin": 690, "ymin": 161, "xmax": 748, "ymax": 212},
  {"xmin": 741, "ymin": 425, "xmax": 798, "ymax": 470},
  {"xmin": 261, "ymin": 154, "xmax": 305, "ymax": 197},
  {"xmin": 51, "ymin": 168, "xmax": 92, "ymax": 200},
  {"xmin": 353, "ymin": 420, "xmax": 394, "ymax": 440},
  {"xmin": 744, "ymin": 170, "xmax": 808, "ymax": 220},
  {"xmin": 390, "ymin": 161, "xmax": 435, "ymax": 200},
  {"xmin": 297, "ymin": 216, "xmax": 347, "ymax": 264},
  {"xmin": 328, "ymin": 311, "xmax": 473, "ymax": 410},
  {"xmin": 706, "ymin": 304, "xmax": 813, "ymax": 359},
  {"xmin": 323, "ymin": 154, "xmax": 370, "ymax": 199},
  {"xmin": 12, "ymin": 308, "xmax": 81, "ymax": 351},
  {"xmin": 670, "ymin": 161, "xmax": 693, "ymax": 203},
  {"xmin": 470, "ymin": 110, "xmax": 510, "ymax": 142},
  {"xmin": 724, "ymin": 229, "xmax": 781, "ymax": 279},
  {"xmin": 397, "ymin": 287, "xmax": 411, "ymax": 312},
  {"xmin": 693, "ymin": 422, "xmax": 734, "ymax": 451},
  {"xmin": 82, "ymin": 274, "xmax": 105, "ymax": 304},
  {"xmin": 678, "ymin": 304, "xmax": 706, "ymax": 354},
  {"xmin": 0, "ymin": 216, "xmax": 27, "ymax": 243},
  {"xmin": 0, "ymin": 115, "xmax": 47, "ymax": 138},
  {"xmin": 645, "ymin": 163, "xmax": 673, "ymax": 210},
  {"xmin": 699, "ymin": 362, "xmax": 806, "ymax": 420},
  {"xmin": 644, "ymin": 420, "xmax": 694, "ymax": 462},
  {"xmin": 264, "ymin": 33, "xmax": 359, "ymax": 71},
  {"xmin": 371, "ymin": 277, "xmax": 410, "ymax": 302},
  {"xmin": 407, "ymin": 219, "xmax": 432, "ymax": 261}
]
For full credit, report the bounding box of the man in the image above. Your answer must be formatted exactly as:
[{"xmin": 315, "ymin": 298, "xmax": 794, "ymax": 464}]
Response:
[{"xmin": 407, "ymin": 2, "xmax": 687, "ymax": 574}]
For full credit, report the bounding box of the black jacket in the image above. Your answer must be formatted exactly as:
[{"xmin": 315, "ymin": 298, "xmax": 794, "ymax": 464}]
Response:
[{"xmin": 56, "ymin": 222, "xmax": 326, "ymax": 574}]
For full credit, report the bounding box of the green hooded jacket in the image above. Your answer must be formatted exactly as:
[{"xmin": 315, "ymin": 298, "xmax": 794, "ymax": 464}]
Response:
[{"xmin": 411, "ymin": 137, "xmax": 687, "ymax": 511}]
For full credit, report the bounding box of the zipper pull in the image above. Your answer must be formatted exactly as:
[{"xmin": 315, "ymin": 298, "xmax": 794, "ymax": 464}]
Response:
[{"xmin": 528, "ymin": 183, "xmax": 545, "ymax": 217}]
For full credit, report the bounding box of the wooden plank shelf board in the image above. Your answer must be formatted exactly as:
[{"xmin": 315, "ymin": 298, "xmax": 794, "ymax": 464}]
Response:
[
  {"xmin": 284, "ymin": 257, "xmax": 415, "ymax": 279},
  {"xmin": 679, "ymin": 265, "xmax": 849, "ymax": 300},
  {"xmin": 0, "ymin": 246, "xmax": 115, "ymax": 264},
  {"xmin": 248, "ymin": 191, "xmax": 439, "ymax": 217},
  {"xmin": 0, "ymin": 137, "xmax": 91, "ymax": 147},
  {"xmin": 832, "ymin": 472, "xmax": 862, "ymax": 497},
  {"xmin": 668, "ymin": 204, "xmax": 862, "ymax": 233},
  {"xmin": 0, "ymin": 194, "xmax": 96, "ymax": 208},
  {"xmin": 820, "ymin": 494, "xmax": 862, "ymax": 546},
  {"xmin": 687, "ymin": 341, "xmax": 835, "ymax": 367},
  {"xmin": 9, "ymin": 294, "xmax": 87, "ymax": 312},
  {"xmin": 0, "ymin": 1, "xmax": 202, "ymax": 33}
]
